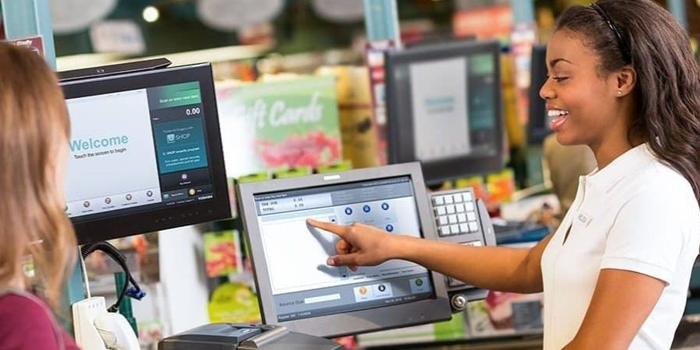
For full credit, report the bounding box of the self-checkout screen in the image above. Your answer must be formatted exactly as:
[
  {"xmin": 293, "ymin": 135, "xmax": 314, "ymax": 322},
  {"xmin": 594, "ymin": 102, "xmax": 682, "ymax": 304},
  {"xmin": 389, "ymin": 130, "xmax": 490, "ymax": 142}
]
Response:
[{"xmin": 65, "ymin": 82, "xmax": 214, "ymax": 221}]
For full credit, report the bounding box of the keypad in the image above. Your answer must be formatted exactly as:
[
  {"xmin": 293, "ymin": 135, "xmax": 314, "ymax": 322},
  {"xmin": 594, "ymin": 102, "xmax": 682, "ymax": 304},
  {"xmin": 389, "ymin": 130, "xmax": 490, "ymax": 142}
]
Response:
[{"xmin": 431, "ymin": 189, "xmax": 480, "ymax": 237}]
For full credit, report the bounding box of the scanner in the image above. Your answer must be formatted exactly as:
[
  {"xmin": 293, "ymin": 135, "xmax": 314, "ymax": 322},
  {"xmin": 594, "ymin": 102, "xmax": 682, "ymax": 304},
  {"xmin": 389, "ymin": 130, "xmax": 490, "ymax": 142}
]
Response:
[{"xmin": 158, "ymin": 323, "xmax": 343, "ymax": 350}]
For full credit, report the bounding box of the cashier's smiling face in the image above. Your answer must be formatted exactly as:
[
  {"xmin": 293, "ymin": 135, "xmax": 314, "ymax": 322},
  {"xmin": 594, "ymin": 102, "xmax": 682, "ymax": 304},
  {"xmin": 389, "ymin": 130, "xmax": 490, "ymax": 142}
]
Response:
[{"xmin": 539, "ymin": 29, "xmax": 627, "ymax": 151}]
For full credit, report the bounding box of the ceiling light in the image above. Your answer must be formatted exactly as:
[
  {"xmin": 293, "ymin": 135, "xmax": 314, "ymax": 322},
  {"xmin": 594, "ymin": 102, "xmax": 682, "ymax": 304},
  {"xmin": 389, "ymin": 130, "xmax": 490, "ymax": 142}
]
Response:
[{"xmin": 143, "ymin": 6, "xmax": 160, "ymax": 23}]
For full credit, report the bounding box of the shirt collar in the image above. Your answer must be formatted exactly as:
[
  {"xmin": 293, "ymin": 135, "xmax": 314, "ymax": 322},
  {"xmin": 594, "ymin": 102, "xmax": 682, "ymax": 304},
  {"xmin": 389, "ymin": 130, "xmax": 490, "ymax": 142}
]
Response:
[{"xmin": 585, "ymin": 143, "xmax": 655, "ymax": 192}]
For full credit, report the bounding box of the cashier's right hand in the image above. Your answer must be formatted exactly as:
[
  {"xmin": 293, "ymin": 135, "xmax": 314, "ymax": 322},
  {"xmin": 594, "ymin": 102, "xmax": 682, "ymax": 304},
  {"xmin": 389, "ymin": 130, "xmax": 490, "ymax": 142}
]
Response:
[{"xmin": 306, "ymin": 219, "xmax": 399, "ymax": 271}]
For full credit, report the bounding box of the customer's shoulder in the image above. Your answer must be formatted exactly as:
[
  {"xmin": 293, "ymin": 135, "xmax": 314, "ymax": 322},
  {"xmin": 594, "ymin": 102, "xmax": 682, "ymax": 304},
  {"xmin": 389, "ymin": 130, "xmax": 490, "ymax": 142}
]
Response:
[
  {"xmin": 0, "ymin": 291, "xmax": 46, "ymax": 306},
  {"xmin": 0, "ymin": 292, "xmax": 62, "ymax": 348},
  {"xmin": 0, "ymin": 292, "xmax": 54, "ymax": 324}
]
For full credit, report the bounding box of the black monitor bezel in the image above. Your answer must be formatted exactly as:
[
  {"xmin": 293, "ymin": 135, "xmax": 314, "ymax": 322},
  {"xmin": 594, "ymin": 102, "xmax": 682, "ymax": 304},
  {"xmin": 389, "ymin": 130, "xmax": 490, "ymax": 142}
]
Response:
[
  {"xmin": 237, "ymin": 162, "xmax": 452, "ymax": 338},
  {"xmin": 527, "ymin": 45, "xmax": 549, "ymax": 145},
  {"xmin": 385, "ymin": 39, "xmax": 504, "ymax": 186},
  {"xmin": 58, "ymin": 58, "xmax": 172, "ymax": 83},
  {"xmin": 60, "ymin": 63, "xmax": 231, "ymax": 244}
]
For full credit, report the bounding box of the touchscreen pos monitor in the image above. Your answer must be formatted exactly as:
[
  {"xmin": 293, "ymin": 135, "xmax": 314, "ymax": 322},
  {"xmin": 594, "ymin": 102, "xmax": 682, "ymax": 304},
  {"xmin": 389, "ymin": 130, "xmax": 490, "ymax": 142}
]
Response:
[
  {"xmin": 237, "ymin": 163, "xmax": 451, "ymax": 338},
  {"xmin": 60, "ymin": 63, "xmax": 230, "ymax": 244},
  {"xmin": 385, "ymin": 39, "xmax": 504, "ymax": 185}
]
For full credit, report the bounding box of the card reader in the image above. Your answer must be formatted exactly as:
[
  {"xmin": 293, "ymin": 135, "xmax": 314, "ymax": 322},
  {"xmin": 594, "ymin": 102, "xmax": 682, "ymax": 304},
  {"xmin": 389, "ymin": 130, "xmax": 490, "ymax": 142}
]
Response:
[{"xmin": 158, "ymin": 323, "xmax": 343, "ymax": 350}]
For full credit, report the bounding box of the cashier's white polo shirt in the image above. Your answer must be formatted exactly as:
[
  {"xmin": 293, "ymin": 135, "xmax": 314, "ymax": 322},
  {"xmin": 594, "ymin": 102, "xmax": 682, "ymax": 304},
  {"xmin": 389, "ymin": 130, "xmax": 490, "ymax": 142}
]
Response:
[{"xmin": 541, "ymin": 143, "xmax": 700, "ymax": 350}]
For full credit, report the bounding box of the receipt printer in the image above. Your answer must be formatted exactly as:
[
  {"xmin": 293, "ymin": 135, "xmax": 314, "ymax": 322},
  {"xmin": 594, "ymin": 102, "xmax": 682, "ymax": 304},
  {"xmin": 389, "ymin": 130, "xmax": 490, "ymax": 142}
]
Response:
[{"xmin": 158, "ymin": 323, "xmax": 343, "ymax": 350}]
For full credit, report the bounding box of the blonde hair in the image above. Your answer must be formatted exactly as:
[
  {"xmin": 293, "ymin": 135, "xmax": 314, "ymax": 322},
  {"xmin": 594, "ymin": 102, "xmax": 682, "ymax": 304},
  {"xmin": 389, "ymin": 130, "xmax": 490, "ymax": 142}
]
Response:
[{"xmin": 0, "ymin": 42, "xmax": 77, "ymax": 310}]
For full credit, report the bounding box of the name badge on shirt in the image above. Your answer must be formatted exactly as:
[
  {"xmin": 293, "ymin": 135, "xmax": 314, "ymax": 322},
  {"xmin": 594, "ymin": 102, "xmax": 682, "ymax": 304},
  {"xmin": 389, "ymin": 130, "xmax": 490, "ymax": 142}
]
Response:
[{"xmin": 577, "ymin": 212, "xmax": 593, "ymax": 227}]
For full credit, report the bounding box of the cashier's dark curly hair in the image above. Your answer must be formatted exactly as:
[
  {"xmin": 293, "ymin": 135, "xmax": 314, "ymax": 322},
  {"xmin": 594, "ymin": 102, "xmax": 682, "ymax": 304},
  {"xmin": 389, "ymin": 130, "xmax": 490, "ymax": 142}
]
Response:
[{"xmin": 555, "ymin": 0, "xmax": 700, "ymax": 204}]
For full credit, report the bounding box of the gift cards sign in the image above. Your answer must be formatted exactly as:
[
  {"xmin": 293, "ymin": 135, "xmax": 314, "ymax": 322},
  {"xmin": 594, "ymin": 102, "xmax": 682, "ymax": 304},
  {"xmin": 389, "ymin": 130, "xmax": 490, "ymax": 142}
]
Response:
[{"xmin": 216, "ymin": 76, "xmax": 342, "ymax": 178}]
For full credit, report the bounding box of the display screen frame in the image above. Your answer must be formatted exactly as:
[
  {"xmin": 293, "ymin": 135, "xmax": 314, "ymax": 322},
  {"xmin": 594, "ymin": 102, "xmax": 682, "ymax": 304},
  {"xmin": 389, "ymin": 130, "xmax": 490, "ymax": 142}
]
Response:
[
  {"xmin": 385, "ymin": 39, "xmax": 504, "ymax": 185},
  {"xmin": 237, "ymin": 162, "xmax": 451, "ymax": 338},
  {"xmin": 60, "ymin": 63, "xmax": 231, "ymax": 244},
  {"xmin": 527, "ymin": 45, "xmax": 550, "ymax": 145}
]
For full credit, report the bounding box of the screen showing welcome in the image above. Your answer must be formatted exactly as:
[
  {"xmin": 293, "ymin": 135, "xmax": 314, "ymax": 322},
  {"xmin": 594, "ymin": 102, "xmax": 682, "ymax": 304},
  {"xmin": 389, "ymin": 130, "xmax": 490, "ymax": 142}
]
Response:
[{"xmin": 64, "ymin": 82, "xmax": 215, "ymax": 221}]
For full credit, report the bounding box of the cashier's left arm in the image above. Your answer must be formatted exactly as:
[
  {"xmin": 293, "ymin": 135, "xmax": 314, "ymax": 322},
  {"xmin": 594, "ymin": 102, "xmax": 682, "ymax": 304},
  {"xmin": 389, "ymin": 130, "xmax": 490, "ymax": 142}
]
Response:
[{"xmin": 562, "ymin": 269, "xmax": 665, "ymax": 350}]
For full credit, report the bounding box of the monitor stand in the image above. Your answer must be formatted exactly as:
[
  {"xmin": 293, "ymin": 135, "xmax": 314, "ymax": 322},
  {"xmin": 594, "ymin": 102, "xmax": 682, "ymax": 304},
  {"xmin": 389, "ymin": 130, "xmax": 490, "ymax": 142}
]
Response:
[{"xmin": 158, "ymin": 323, "xmax": 343, "ymax": 350}]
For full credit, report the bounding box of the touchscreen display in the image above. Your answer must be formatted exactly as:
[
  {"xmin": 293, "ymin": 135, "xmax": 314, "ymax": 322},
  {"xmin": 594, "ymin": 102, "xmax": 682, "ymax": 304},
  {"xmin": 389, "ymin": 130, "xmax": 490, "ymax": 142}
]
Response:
[
  {"xmin": 252, "ymin": 176, "xmax": 435, "ymax": 322},
  {"xmin": 64, "ymin": 82, "xmax": 215, "ymax": 221},
  {"xmin": 405, "ymin": 54, "xmax": 499, "ymax": 162}
]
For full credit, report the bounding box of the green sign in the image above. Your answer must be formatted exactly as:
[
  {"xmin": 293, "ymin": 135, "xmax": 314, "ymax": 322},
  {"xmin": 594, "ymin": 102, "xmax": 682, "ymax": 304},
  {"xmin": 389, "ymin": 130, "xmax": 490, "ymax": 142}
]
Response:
[{"xmin": 217, "ymin": 76, "xmax": 342, "ymax": 179}]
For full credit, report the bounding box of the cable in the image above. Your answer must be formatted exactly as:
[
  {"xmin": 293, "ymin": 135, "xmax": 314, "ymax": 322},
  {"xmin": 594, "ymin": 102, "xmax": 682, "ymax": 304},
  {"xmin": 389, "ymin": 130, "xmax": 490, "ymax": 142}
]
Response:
[
  {"xmin": 82, "ymin": 242, "xmax": 143, "ymax": 312},
  {"xmin": 80, "ymin": 242, "xmax": 142, "ymax": 292},
  {"xmin": 81, "ymin": 242, "xmax": 142, "ymax": 289},
  {"xmin": 80, "ymin": 241, "xmax": 145, "ymax": 312},
  {"xmin": 78, "ymin": 246, "xmax": 91, "ymax": 299}
]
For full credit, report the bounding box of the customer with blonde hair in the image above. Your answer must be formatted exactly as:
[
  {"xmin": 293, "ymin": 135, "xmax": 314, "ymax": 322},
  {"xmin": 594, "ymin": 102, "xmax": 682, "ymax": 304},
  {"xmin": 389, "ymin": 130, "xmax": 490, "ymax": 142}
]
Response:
[{"xmin": 0, "ymin": 42, "xmax": 81, "ymax": 349}]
